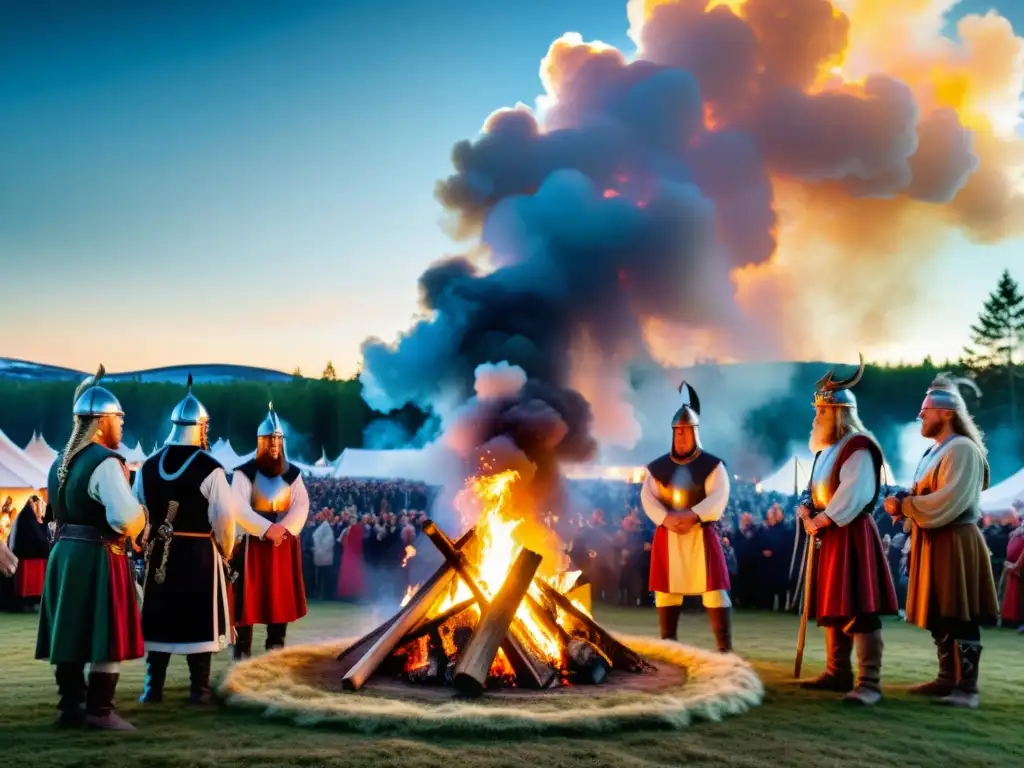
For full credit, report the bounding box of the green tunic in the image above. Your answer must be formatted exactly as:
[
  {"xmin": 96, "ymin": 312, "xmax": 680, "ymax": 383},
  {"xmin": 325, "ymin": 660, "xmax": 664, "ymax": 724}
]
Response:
[{"xmin": 36, "ymin": 443, "xmax": 142, "ymax": 664}]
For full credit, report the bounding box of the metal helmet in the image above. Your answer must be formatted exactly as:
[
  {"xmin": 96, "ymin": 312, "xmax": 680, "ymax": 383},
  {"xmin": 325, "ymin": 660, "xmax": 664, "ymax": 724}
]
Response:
[
  {"xmin": 72, "ymin": 364, "xmax": 124, "ymax": 418},
  {"xmin": 812, "ymin": 354, "xmax": 864, "ymax": 409},
  {"xmin": 257, "ymin": 402, "xmax": 284, "ymax": 438},
  {"xmin": 165, "ymin": 374, "xmax": 210, "ymax": 446},
  {"xmin": 920, "ymin": 373, "xmax": 980, "ymax": 412},
  {"xmin": 671, "ymin": 381, "xmax": 700, "ymax": 427}
]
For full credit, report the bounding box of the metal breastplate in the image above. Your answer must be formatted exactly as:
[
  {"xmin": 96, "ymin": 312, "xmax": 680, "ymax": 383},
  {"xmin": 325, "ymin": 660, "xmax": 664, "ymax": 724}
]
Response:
[
  {"xmin": 251, "ymin": 473, "xmax": 292, "ymax": 516},
  {"xmin": 809, "ymin": 433, "xmax": 858, "ymax": 511},
  {"xmin": 652, "ymin": 462, "xmax": 708, "ymax": 510}
]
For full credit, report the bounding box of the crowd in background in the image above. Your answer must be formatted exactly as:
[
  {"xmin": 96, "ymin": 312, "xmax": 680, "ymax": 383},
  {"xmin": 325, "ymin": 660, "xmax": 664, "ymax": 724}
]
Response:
[
  {"xmin": 5, "ymin": 472, "xmax": 1022, "ymax": 629},
  {"xmin": 296, "ymin": 475, "xmax": 1024, "ymax": 633}
]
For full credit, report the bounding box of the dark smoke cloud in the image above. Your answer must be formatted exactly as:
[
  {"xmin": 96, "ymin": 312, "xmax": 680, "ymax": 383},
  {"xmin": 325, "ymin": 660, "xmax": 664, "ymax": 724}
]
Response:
[{"xmin": 361, "ymin": 0, "xmax": 984, "ymax": 482}]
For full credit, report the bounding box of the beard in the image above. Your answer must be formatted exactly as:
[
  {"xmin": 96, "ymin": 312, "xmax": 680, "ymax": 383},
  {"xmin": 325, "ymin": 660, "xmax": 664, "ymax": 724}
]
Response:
[
  {"xmin": 809, "ymin": 422, "xmax": 834, "ymax": 454},
  {"xmin": 255, "ymin": 449, "xmax": 286, "ymax": 477},
  {"xmin": 921, "ymin": 419, "xmax": 942, "ymax": 439}
]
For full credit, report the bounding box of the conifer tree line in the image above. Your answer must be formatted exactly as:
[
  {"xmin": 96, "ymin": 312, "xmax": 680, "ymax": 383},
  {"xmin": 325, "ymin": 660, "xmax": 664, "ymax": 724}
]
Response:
[{"xmin": 0, "ymin": 271, "xmax": 1020, "ymax": 473}]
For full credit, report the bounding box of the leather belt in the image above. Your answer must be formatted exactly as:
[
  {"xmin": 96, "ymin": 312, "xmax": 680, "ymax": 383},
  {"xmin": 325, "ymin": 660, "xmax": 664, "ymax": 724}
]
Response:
[{"xmin": 57, "ymin": 524, "xmax": 128, "ymax": 555}]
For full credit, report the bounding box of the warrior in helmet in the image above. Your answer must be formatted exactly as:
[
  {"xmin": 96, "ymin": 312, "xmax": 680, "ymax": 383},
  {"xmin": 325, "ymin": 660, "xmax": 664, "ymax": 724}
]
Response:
[
  {"xmin": 133, "ymin": 375, "xmax": 242, "ymax": 705},
  {"xmin": 796, "ymin": 355, "xmax": 897, "ymax": 705},
  {"xmin": 230, "ymin": 403, "xmax": 309, "ymax": 658},
  {"xmin": 883, "ymin": 375, "xmax": 999, "ymax": 708},
  {"xmin": 640, "ymin": 381, "xmax": 733, "ymax": 653},
  {"xmin": 35, "ymin": 366, "xmax": 147, "ymax": 730}
]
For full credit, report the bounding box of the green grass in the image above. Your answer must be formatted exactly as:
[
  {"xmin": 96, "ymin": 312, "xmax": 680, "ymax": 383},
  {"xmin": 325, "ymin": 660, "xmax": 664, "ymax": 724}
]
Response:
[{"xmin": 1, "ymin": 604, "xmax": 1020, "ymax": 767}]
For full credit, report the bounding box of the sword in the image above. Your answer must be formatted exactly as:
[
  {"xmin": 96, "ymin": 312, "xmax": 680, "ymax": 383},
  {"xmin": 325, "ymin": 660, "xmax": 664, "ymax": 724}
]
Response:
[{"xmin": 145, "ymin": 500, "xmax": 179, "ymax": 587}]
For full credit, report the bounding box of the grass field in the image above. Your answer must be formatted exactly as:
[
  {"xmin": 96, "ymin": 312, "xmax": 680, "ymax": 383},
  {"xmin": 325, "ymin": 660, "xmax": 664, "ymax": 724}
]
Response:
[{"xmin": 1, "ymin": 603, "xmax": 1021, "ymax": 768}]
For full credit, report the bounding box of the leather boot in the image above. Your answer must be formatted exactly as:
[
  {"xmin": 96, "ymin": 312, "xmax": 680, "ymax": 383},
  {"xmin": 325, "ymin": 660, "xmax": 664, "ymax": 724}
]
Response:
[
  {"xmin": 706, "ymin": 607, "xmax": 733, "ymax": 653},
  {"xmin": 843, "ymin": 630, "xmax": 883, "ymax": 705},
  {"xmin": 54, "ymin": 663, "xmax": 87, "ymax": 728},
  {"xmin": 657, "ymin": 605, "xmax": 682, "ymax": 641},
  {"xmin": 800, "ymin": 626, "xmax": 854, "ymax": 691},
  {"xmin": 233, "ymin": 625, "xmax": 253, "ymax": 660},
  {"xmin": 85, "ymin": 672, "xmax": 135, "ymax": 731},
  {"xmin": 937, "ymin": 641, "xmax": 981, "ymax": 709},
  {"xmin": 139, "ymin": 652, "xmax": 170, "ymax": 704},
  {"xmin": 266, "ymin": 623, "xmax": 287, "ymax": 651},
  {"xmin": 187, "ymin": 652, "xmax": 212, "ymax": 705},
  {"xmin": 908, "ymin": 634, "xmax": 955, "ymax": 697}
]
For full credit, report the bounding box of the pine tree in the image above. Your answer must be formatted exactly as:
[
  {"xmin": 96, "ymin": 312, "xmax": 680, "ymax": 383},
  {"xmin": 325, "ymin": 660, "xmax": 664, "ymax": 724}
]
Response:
[
  {"xmin": 963, "ymin": 269, "xmax": 1024, "ymax": 427},
  {"xmin": 322, "ymin": 361, "xmax": 337, "ymax": 381},
  {"xmin": 292, "ymin": 366, "xmax": 302, "ymax": 379}
]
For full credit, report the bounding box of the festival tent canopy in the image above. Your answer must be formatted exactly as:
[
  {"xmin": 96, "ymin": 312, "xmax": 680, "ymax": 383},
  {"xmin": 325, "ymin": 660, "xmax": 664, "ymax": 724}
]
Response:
[
  {"xmin": 117, "ymin": 440, "xmax": 148, "ymax": 464},
  {"xmin": 333, "ymin": 448, "xmax": 436, "ymax": 482},
  {"xmin": 23, "ymin": 432, "xmax": 58, "ymax": 471},
  {"xmin": 980, "ymin": 466, "xmax": 1024, "ymax": 512},
  {"xmin": 211, "ymin": 439, "xmax": 251, "ymax": 470},
  {"xmin": 756, "ymin": 453, "xmax": 897, "ymax": 495},
  {"xmin": 562, "ymin": 464, "xmax": 647, "ymax": 483},
  {"xmin": 0, "ymin": 428, "xmax": 48, "ymax": 491}
]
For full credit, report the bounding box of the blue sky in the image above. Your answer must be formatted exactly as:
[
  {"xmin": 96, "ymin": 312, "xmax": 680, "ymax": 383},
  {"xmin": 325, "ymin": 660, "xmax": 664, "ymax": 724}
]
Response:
[{"xmin": 0, "ymin": 0, "xmax": 1021, "ymax": 375}]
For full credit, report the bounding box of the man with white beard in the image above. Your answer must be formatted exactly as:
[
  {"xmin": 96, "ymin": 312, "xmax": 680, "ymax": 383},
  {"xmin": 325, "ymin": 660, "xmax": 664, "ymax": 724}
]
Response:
[
  {"xmin": 796, "ymin": 355, "xmax": 897, "ymax": 705},
  {"xmin": 883, "ymin": 374, "xmax": 999, "ymax": 709},
  {"xmin": 640, "ymin": 381, "xmax": 733, "ymax": 653}
]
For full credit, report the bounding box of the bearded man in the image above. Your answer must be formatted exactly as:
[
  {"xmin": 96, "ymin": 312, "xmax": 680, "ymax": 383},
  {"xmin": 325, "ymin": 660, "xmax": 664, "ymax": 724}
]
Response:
[
  {"xmin": 36, "ymin": 366, "xmax": 147, "ymax": 731},
  {"xmin": 883, "ymin": 375, "xmax": 999, "ymax": 709},
  {"xmin": 134, "ymin": 376, "xmax": 260, "ymax": 705},
  {"xmin": 640, "ymin": 381, "xmax": 733, "ymax": 653},
  {"xmin": 796, "ymin": 355, "xmax": 898, "ymax": 705},
  {"xmin": 231, "ymin": 403, "xmax": 310, "ymax": 658}
]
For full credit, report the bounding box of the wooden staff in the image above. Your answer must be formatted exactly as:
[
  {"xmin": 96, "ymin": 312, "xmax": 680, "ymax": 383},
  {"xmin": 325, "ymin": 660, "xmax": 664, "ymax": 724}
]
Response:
[{"xmin": 794, "ymin": 533, "xmax": 818, "ymax": 679}]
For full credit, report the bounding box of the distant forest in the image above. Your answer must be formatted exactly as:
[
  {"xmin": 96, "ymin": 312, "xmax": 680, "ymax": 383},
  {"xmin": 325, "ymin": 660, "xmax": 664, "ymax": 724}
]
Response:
[{"xmin": 0, "ymin": 358, "xmax": 1020, "ymax": 483}]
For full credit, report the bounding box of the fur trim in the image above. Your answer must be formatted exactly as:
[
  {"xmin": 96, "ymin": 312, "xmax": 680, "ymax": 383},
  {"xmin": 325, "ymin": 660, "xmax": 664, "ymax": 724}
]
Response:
[{"xmin": 218, "ymin": 634, "xmax": 764, "ymax": 735}]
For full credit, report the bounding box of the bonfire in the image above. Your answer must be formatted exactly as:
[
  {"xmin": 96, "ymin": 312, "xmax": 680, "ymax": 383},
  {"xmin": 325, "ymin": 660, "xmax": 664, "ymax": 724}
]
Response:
[{"xmin": 336, "ymin": 470, "xmax": 653, "ymax": 696}]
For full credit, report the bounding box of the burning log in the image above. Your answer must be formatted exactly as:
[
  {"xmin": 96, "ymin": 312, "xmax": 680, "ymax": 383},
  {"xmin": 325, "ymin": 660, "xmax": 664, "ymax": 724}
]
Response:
[
  {"xmin": 566, "ymin": 637, "xmax": 610, "ymax": 685},
  {"xmin": 537, "ymin": 581, "xmax": 654, "ymax": 673},
  {"xmin": 396, "ymin": 598, "xmax": 476, "ymax": 648},
  {"xmin": 336, "ymin": 529, "xmax": 475, "ymax": 676},
  {"xmin": 453, "ymin": 547, "xmax": 543, "ymax": 697},
  {"xmin": 342, "ymin": 529, "xmax": 479, "ymax": 691},
  {"xmin": 422, "ymin": 521, "xmax": 553, "ymax": 689}
]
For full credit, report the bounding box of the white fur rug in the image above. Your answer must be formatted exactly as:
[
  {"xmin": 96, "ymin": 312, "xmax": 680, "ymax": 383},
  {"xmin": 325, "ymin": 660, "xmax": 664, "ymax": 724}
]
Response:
[{"xmin": 219, "ymin": 634, "xmax": 764, "ymax": 735}]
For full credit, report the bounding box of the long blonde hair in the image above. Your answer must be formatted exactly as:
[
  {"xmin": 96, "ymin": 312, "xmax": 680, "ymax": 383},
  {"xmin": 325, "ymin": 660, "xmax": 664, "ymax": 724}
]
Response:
[
  {"xmin": 929, "ymin": 374, "xmax": 987, "ymax": 457},
  {"xmin": 58, "ymin": 416, "xmax": 99, "ymax": 490}
]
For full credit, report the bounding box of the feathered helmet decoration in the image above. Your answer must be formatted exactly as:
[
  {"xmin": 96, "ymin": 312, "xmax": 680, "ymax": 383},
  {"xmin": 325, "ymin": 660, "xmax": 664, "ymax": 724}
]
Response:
[
  {"xmin": 671, "ymin": 380, "xmax": 700, "ymax": 427},
  {"xmin": 921, "ymin": 373, "xmax": 981, "ymax": 412}
]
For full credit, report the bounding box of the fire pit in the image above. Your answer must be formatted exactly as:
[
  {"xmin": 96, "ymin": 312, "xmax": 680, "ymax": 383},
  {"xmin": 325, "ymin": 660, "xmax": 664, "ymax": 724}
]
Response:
[
  {"xmin": 219, "ymin": 471, "xmax": 764, "ymax": 732},
  {"xmin": 337, "ymin": 472, "xmax": 653, "ymax": 697}
]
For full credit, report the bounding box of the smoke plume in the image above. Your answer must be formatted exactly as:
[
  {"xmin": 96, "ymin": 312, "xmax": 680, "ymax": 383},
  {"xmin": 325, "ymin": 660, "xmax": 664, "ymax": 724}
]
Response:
[{"xmin": 361, "ymin": 0, "xmax": 1024, "ymax": 485}]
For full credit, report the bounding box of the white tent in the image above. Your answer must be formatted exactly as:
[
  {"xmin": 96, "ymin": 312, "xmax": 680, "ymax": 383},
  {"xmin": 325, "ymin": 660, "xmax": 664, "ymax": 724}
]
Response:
[
  {"xmin": 333, "ymin": 448, "xmax": 435, "ymax": 482},
  {"xmin": 756, "ymin": 452, "xmax": 896, "ymax": 495},
  {"xmin": 211, "ymin": 439, "xmax": 251, "ymax": 470},
  {"xmin": 756, "ymin": 454, "xmax": 813, "ymax": 495},
  {"xmin": 0, "ymin": 429, "xmax": 48, "ymax": 492},
  {"xmin": 23, "ymin": 432, "xmax": 57, "ymax": 471},
  {"xmin": 563, "ymin": 464, "xmax": 647, "ymax": 483},
  {"xmin": 980, "ymin": 466, "xmax": 1024, "ymax": 512},
  {"xmin": 117, "ymin": 440, "xmax": 147, "ymax": 464}
]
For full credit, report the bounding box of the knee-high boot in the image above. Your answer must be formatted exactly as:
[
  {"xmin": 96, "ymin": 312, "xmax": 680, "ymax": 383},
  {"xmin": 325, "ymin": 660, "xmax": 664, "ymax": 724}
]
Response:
[
  {"xmin": 233, "ymin": 625, "xmax": 253, "ymax": 660},
  {"xmin": 85, "ymin": 672, "xmax": 135, "ymax": 731},
  {"xmin": 908, "ymin": 634, "xmax": 955, "ymax": 697},
  {"xmin": 706, "ymin": 607, "xmax": 733, "ymax": 653},
  {"xmin": 54, "ymin": 663, "xmax": 87, "ymax": 728},
  {"xmin": 842, "ymin": 630, "xmax": 883, "ymax": 705},
  {"xmin": 799, "ymin": 626, "xmax": 854, "ymax": 692},
  {"xmin": 658, "ymin": 605, "xmax": 682, "ymax": 641},
  {"xmin": 266, "ymin": 623, "xmax": 287, "ymax": 650},
  {"xmin": 139, "ymin": 651, "xmax": 170, "ymax": 704},
  {"xmin": 937, "ymin": 640, "xmax": 982, "ymax": 709},
  {"xmin": 187, "ymin": 652, "xmax": 213, "ymax": 705}
]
